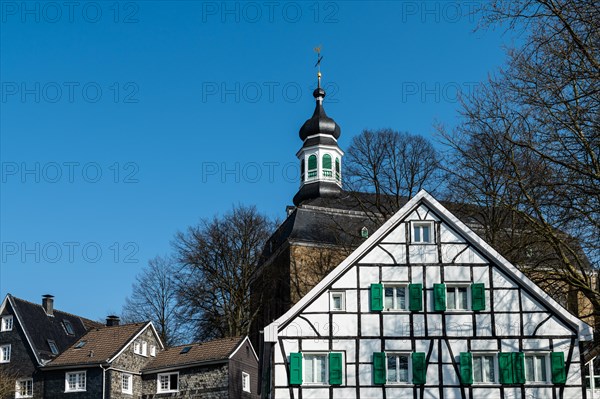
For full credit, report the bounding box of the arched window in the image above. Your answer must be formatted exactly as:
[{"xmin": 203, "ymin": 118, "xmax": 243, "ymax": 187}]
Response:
[
  {"xmin": 322, "ymin": 154, "xmax": 332, "ymax": 169},
  {"xmin": 335, "ymin": 158, "xmax": 340, "ymax": 181},
  {"xmin": 307, "ymin": 155, "xmax": 317, "ymax": 179},
  {"xmin": 300, "ymin": 159, "xmax": 305, "ymax": 181}
]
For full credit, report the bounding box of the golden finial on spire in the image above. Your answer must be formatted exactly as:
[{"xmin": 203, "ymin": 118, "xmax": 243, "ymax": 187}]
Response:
[{"xmin": 314, "ymin": 45, "xmax": 323, "ymax": 88}]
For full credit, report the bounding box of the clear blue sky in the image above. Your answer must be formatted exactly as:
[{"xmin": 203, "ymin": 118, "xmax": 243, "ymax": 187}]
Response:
[{"xmin": 1, "ymin": 1, "xmax": 512, "ymax": 321}]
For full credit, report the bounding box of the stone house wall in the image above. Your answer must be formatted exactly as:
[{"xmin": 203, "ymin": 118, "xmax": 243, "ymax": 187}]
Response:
[{"xmin": 142, "ymin": 364, "xmax": 229, "ymax": 398}]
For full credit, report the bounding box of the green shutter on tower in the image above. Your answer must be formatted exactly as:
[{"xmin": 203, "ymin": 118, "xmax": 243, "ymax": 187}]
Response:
[
  {"xmin": 434, "ymin": 284, "xmax": 446, "ymax": 311},
  {"xmin": 289, "ymin": 352, "xmax": 302, "ymax": 385},
  {"xmin": 551, "ymin": 352, "xmax": 567, "ymax": 384},
  {"xmin": 329, "ymin": 352, "xmax": 343, "ymax": 385},
  {"xmin": 460, "ymin": 352, "xmax": 473, "ymax": 385},
  {"xmin": 373, "ymin": 352, "xmax": 386, "ymax": 384},
  {"xmin": 498, "ymin": 353, "xmax": 514, "ymax": 384},
  {"xmin": 471, "ymin": 283, "xmax": 486, "ymax": 311},
  {"xmin": 370, "ymin": 283, "xmax": 383, "ymax": 311},
  {"xmin": 409, "ymin": 283, "xmax": 423, "ymax": 311},
  {"xmin": 513, "ymin": 352, "xmax": 525, "ymax": 384},
  {"xmin": 308, "ymin": 155, "xmax": 317, "ymax": 170},
  {"xmin": 412, "ymin": 352, "xmax": 427, "ymax": 385}
]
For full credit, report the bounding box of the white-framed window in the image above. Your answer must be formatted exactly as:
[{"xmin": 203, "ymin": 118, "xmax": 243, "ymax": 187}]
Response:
[
  {"xmin": 150, "ymin": 345, "xmax": 156, "ymax": 357},
  {"xmin": 447, "ymin": 286, "xmax": 469, "ymax": 310},
  {"xmin": 387, "ymin": 353, "xmax": 410, "ymax": 383},
  {"xmin": 157, "ymin": 372, "xmax": 178, "ymax": 393},
  {"xmin": 65, "ymin": 371, "xmax": 86, "ymax": 392},
  {"xmin": 412, "ymin": 221, "xmax": 434, "ymax": 243},
  {"xmin": 304, "ymin": 353, "xmax": 327, "ymax": 384},
  {"xmin": 473, "ymin": 354, "xmax": 496, "ymax": 383},
  {"xmin": 122, "ymin": 373, "xmax": 133, "ymax": 394},
  {"xmin": 242, "ymin": 371, "xmax": 250, "ymax": 393},
  {"xmin": 15, "ymin": 378, "xmax": 33, "ymax": 398},
  {"xmin": 141, "ymin": 341, "xmax": 148, "ymax": 356},
  {"xmin": 384, "ymin": 285, "xmax": 408, "ymax": 311},
  {"xmin": 330, "ymin": 291, "xmax": 345, "ymax": 311},
  {"xmin": 1, "ymin": 315, "xmax": 13, "ymax": 331},
  {"xmin": 133, "ymin": 341, "xmax": 141, "ymax": 354},
  {"xmin": 48, "ymin": 339, "xmax": 59, "ymax": 355},
  {"xmin": 525, "ymin": 354, "xmax": 549, "ymax": 383},
  {"xmin": 0, "ymin": 344, "xmax": 11, "ymax": 363}
]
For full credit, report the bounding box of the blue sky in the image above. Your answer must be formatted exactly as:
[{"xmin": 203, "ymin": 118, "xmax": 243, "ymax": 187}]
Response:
[{"xmin": 1, "ymin": 1, "xmax": 512, "ymax": 321}]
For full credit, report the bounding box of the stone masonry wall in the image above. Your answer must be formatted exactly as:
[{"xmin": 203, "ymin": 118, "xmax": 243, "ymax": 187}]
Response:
[{"xmin": 142, "ymin": 364, "xmax": 229, "ymax": 399}]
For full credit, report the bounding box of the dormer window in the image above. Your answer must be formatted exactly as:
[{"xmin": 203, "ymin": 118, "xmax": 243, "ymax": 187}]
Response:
[
  {"xmin": 412, "ymin": 221, "xmax": 434, "ymax": 243},
  {"xmin": 48, "ymin": 339, "xmax": 59, "ymax": 355},
  {"xmin": 361, "ymin": 227, "xmax": 369, "ymax": 238},
  {"xmin": 62, "ymin": 320, "xmax": 74, "ymax": 335},
  {"xmin": 74, "ymin": 340, "xmax": 87, "ymax": 349},
  {"xmin": 1, "ymin": 315, "xmax": 13, "ymax": 331}
]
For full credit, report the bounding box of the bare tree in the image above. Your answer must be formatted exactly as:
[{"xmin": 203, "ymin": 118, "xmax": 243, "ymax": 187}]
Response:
[
  {"xmin": 345, "ymin": 129, "xmax": 443, "ymax": 219},
  {"xmin": 174, "ymin": 205, "xmax": 274, "ymax": 341},
  {"xmin": 0, "ymin": 367, "xmax": 17, "ymax": 399},
  {"xmin": 122, "ymin": 255, "xmax": 187, "ymax": 346}
]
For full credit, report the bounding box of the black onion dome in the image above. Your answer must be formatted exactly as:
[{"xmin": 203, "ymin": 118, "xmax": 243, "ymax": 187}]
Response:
[{"xmin": 299, "ymin": 88, "xmax": 341, "ymax": 141}]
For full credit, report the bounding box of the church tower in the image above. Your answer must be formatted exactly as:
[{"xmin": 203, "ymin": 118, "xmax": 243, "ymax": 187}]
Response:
[{"xmin": 292, "ymin": 69, "xmax": 344, "ymax": 206}]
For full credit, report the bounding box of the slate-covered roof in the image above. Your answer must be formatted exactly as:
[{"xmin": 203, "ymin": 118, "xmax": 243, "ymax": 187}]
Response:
[
  {"xmin": 3, "ymin": 294, "xmax": 102, "ymax": 364},
  {"xmin": 142, "ymin": 336, "xmax": 244, "ymax": 372},
  {"xmin": 46, "ymin": 322, "xmax": 148, "ymax": 367},
  {"xmin": 298, "ymin": 87, "xmax": 341, "ymax": 141}
]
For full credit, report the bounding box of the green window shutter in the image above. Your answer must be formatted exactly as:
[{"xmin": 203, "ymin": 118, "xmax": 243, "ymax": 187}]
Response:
[
  {"xmin": 498, "ymin": 353, "xmax": 514, "ymax": 384},
  {"xmin": 412, "ymin": 352, "xmax": 427, "ymax": 385},
  {"xmin": 335, "ymin": 158, "xmax": 340, "ymax": 172},
  {"xmin": 329, "ymin": 352, "xmax": 343, "ymax": 385},
  {"xmin": 551, "ymin": 352, "xmax": 567, "ymax": 384},
  {"xmin": 513, "ymin": 352, "xmax": 525, "ymax": 384},
  {"xmin": 370, "ymin": 284, "xmax": 383, "ymax": 311},
  {"xmin": 460, "ymin": 352, "xmax": 473, "ymax": 385},
  {"xmin": 409, "ymin": 284, "xmax": 423, "ymax": 311},
  {"xmin": 373, "ymin": 352, "xmax": 386, "ymax": 384},
  {"xmin": 308, "ymin": 155, "xmax": 317, "ymax": 170},
  {"xmin": 289, "ymin": 352, "xmax": 303, "ymax": 385},
  {"xmin": 323, "ymin": 154, "xmax": 332, "ymax": 169},
  {"xmin": 471, "ymin": 283, "xmax": 486, "ymax": 311},
  {"xmin": 433, "ymin": 284, "xmax": 446, "ymax": 311}
]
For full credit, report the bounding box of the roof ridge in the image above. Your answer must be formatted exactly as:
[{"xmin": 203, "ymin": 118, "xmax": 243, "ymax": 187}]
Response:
[{"xmin": 10, "ymin": 295, "xmax": 101, "ymax": 326}]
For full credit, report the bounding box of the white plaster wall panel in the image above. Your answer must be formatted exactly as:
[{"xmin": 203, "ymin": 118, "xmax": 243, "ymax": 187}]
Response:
[
  {"xmin": 358, "ymin": 246, "xmax": 395, "ymax": 264},
  {"xmin": 359, "ymin": 388, "xmax": 382, "ymax": 398},
  {"xmin": 495, "ymin": 313, "xmax": 521, "ymax": 336},
  {"xmin": 471, "ymin": 388, "xmax": 501, "ymax": 399},
  {"xmin": 359, "ymin": 339, "xmax": 383, "ymax": 362},
  {"xmin": 386, "ymin": 387, "xmax": 415, "ymax": 398},
  {"xmin": 553, "ymin": 338, "xmax": 573, "ymax": 352},
  {"xmin": 525, "ymin": 387, "xmax": 552, "ymax": 399},
  {"xmin": 344, "ymin": 289, "xmax": 358, "ymax": 312},
  {"xmin": 425, "ymin": 266, "xmax": 441, "ymax": 284},
  {"xmin": 379, "ymin": 244, "xmax": 406, "ymax": 264},
  {"xmin": 332, "ymin": 314, "xmax": 358, "ymax": 336},
  {"xmin": 522, "ymin": 312, "xmax": 572, "ymax": 336},
  {"xmin": 381, "ymin": 266, "xmax": 409, "ymax": 282},
  {"xmin": 443, "ymin": 265, "xmax": 471, "ymax": 282},
  {"xmin": 443, "ymin": 387, "xmax": 462, "ymax": 399},
  {"xmin": 428, "ymin": 314, "xmax": 443, "ymax": 336},
  {"xmin": 301, "ymin": 339, "xmax": 330, "ymax": 351},
  {"xmin": 493, "ymin": 288, "xmax": 520, "ymax": 312},
  {"xmin": 447, "ymin": 340, "xmax": 468, "ymax": 357},
  {"xmin": 423, "ymin": 388, "xmax": 441, "ymax": 398},
  {"xmin": 384, "ymin": 339, "xmax": 413, "ymax": 352},
  {"xmin": 303, "ymin": 291, "xmax": 329, "ymax": 313},
  {"xmin": 471, "ymin": 339, "xmax": 498, "ymax": 351},
  {"xmin": 280, "ymin": 340, "xmax": 299, "ymax": 358},
  {"xmin": 357, "ymin": 364, "xmax": 373, "ymax": 386},
  {"xmin": 274, "ymin": 364, "xmax": 288, "ymax": 387},
  {"xmin": 408, "ymin": 245, "xmax": 438, "ymax": 264},
  {"xmin": 521, "ymin": 290, "xmax": 545, "ymax": 312},
  {"xmin": 454, "ymin": 246, "xmax": 486, "ymax": 264},
  {"xmin": 500, "ymin": 339, "xmax": 520, "ymax": 353},
  {"xmin": 413, "ymin": 314, "xmax": 425, "ymax": 336},
  {"xmin": 562, "ymin": 387, "xmax": 585, "ymax": 399},
  {"xmin": 358, "ymin": 266, "xmax": 380, "ymax": 287},
  {"xmin": 360, "ymin": 289, "xmax": 370, "ymax": 311},
  {"xmin": 439, "ymin": 223, "xmax": 465, "ymax": 243},
  {"xmin": 427, "ymin": 363, "xmax": 440, "ymax": 386},
  {"xmin": 344, "ymin": 363, "xmax": 357, "ymax": 386},
  {"xmin": 441, "ymin": 364, "xmax": 458, "ymax": 385},
  {"xmin": 381, "ymin": 223, "xmax": 406, "ymax": 243},
  {"xmin": 439, "ymin": 343, "xmax": 453, "ymax": 364},
  {"xmin": 567, "ymin": 364, "xmax": 583, "ymax": 385},
  {"xmin": 383, "ymin": 314, "xmax": 411, "ymax": 336},
  {"xmin": 472, "ymin": 266, "xmax": 489, "ymax": 284},
  {"xmin": 302, "ymin": 388, "xmax": 330, "ymax": 398},
  {"xmin": 441, "ymin": 243, "xmax": 467, "ymax": 264},
  {"xmin": 412, "ymin": 266, "xmax": 424, "ymax": 284},
  {"xmin": 502, "ymin": 387, "xmax": 521, "ymax": 399},
  {"xmin": 361, "ymin": 314, "xmax": 380, "ymax": 336},
  {"xmin": 404, "ymin": 209, "xmax": 422, "ymax": 221},
  {"xmin": 331, "ymin": 267, "xmax": 357, "ymax": 289},
  {"xmin": 492, "ymin": 268, "xmax": 518, "ymax": 288},
  {"xmin": 419, "ymin": 205, "xmax": 440, "ymax": 221},
  {"xmin": 474, "ymin": 313, "xmax": 493, "ymax": 336},
  {"xmin": 332, "ymin": 340, "xmax": 356, "ymax": 362},
  {"xmin": 274, "ymin": 388, "xmax": 291, "ymax": 398},
  {"xmin": 445, "ymin": 314, "xmax": 473, "ymax": 337},
  {"xmin": 522, "ymin": 338, "xmax": 550, "ymax": 351},
  {"xmin": 293, "ymin": 314, "xmax": 329, "ymax": 337},
  {"xmin": 333, "ymin": 388, "xmax": 356, "ymax": 399}
]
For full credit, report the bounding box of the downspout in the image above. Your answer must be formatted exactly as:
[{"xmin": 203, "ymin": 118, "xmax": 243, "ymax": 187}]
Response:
[{"xmin": 101, "ymin": 364, "xmax": 109, "ymax": 399}]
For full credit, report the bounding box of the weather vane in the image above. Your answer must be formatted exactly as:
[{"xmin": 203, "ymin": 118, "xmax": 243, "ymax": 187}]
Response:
[{"xmin": 314, "ymin": 45, "xmax": 323, "ymax": 88}]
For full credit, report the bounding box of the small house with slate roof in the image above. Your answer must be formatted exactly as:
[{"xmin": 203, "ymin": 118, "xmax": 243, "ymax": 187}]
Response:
[
  {"xmin": 263, "ymin": 190, "xmax": 593, "ymax": 399},
  {"xmin": 43, "ymin": 320, "xmax": 163, "ymax": 399},
  {"xmin": 0, "ymin": 293, "xmax": 100, "ymax": 398},
  {"xmin": 141, "ymin": 336, "xmax": 259, "ymax": 398}
]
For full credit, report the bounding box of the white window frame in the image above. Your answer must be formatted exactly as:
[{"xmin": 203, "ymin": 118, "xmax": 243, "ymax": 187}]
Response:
[
  {"xmin": 330, "ymin": 291, "xmax": 345, "ymax": 311},
  {"xmin": 242, "ymin": 371, "xmax": 250, "ymax": 393},
  {"xmin": 122, "ymin": 373, "xmax": 133, "ymax": 394},
  {"xmin": 157, "ymin": 372, "xmax": 179, "ymax": 393},
  {"xmin": 386, "ymin": 352, "xmax": 412, "ymax": 384},
  {"xmin": 472, "ymin": 353, "xmax": 497, "ymax": 384},
  {"xmin": 141, "ymin": 341, "xmax": 148, "ymax": 356},
  {"xmin": 133, "ymin": 341, "xmax": 141, "ymax": 355},
  {"xmin": 525, "ymin": 353, "xmax": 550, "ymax": 383},
  {"xmin": 0, "ymin": 344, "xmax": 11, "ymax": 363},
  {"xmin": 150, "ymin": 345, "xmax": 156, "ymax": 357},
  {"xmin": 1, "ymin": 315, "xmax": 13, "ymax": 331},
  {"xmin": 411, "ymin": 221, "xmax": 434, "ymax": 244},
  {"xmin": 48, "ymin": 339, "xmax": 59, "ymax": 355},
  {"xmin": 65, "ymin": 371, "xmax": 86, "ymax": 392},
  {"xmin": 303, "ymin": 353, "xmax": 328, "ymax": 385},
  {"xmin": 383, "ymin": 284, "xmax": 409, "ymax": 311},
  {"xmin": 446, "ymin": 285, "xmax": 470, "ymax": 310},
  {"xmin": 15, "ymin": 378, "xmax": 33, "ymax": 398}
]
